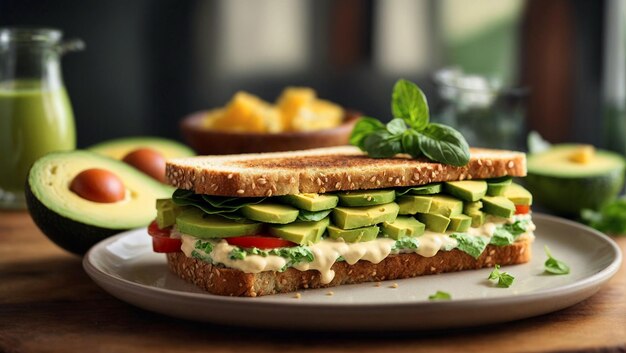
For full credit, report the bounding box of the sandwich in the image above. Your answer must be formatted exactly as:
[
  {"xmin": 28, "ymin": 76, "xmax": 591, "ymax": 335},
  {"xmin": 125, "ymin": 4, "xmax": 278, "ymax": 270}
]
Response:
[{"xmin": 148, "ymin": 146, "xmax": 535, "ymax": 297}]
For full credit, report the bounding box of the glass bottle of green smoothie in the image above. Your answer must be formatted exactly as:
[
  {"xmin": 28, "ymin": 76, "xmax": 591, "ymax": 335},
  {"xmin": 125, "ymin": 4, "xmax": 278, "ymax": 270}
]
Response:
[{"xmin": 0, "ymin": 28, "xmax": 83, "ymax": 209}]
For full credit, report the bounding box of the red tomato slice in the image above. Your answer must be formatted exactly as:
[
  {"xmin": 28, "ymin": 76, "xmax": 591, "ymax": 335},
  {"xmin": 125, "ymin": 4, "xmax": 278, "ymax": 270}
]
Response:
[
  {"xmin": 515, "ymin": 204, "xmax": 531, "ymax": 215},
  {"xmin": 147, "ymin": 221, "xmax": 181, "ymax": 253},
  {"xmin": 226, "ymin": 235, "xmax": 296, "ymax": 249}
]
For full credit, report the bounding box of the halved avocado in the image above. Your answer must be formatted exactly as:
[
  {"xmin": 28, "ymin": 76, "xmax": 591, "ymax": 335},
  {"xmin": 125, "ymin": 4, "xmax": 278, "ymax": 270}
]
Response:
[
  {"xmin": 526, "ymin": 144, "xmax": 625, "ymax": 215},
  {"xmin": 26, "ymin": 150, "xmax": 174, "ymax": 255},
  {"xmin": 87, "ymin": 136, "xmax": 195, "ymax": 160}
]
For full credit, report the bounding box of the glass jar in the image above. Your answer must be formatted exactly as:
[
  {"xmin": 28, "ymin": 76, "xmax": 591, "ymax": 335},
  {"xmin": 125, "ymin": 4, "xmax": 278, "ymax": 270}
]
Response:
[
  {"xmin": 0, "ymin": 28, "xmax": 83, "ymax": 209},
  {"xmin": 432, "ymin": 68, "xmax": 528, "ymax": 150}
]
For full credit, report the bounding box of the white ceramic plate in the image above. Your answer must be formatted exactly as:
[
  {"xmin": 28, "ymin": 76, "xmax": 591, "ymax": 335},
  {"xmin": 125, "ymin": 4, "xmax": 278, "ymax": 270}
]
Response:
[{"xmin": 83, "ymin": 213, "xmax": 622, "ymax": 331}]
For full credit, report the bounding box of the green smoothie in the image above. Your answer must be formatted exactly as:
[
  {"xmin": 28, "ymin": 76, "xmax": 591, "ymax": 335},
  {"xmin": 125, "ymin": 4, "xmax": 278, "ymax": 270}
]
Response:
[{"xmin": 0, "ymin": 80, "xmax": 76, "ymax": 192}]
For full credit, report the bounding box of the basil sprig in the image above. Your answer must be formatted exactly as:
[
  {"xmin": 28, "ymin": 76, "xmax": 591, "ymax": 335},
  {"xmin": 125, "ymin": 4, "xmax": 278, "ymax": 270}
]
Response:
[
  {"xmin": 350, "ymin": 79, "xmax": 470, "ymax": 166},
  {"xmin": 488, "ymin": 264, "xmax": 515, "ymax": 288}
]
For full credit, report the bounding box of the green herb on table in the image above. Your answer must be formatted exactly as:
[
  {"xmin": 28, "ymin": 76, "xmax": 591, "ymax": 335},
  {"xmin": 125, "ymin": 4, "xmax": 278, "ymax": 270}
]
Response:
[
  {"xmin": 544, "ymin": 245, "xmax": 570, "ymax": 275},
  {"xmin": 581, "ymin": 198, "xmax": 626, "ymax": 235},
  {"xmin": 350, "ymin": 79, "xmax": 470, "ymax": 166},
  {"xmin": 487, "ymin": 264, "xmax": 515, "ymax": 288},
  {"xmin": 428, "ymin": 290, "xmax": 452, "ymax": 301}
]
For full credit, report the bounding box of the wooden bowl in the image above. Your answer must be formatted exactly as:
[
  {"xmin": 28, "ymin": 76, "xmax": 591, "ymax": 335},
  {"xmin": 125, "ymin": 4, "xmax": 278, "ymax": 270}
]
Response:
[{"xmin": 180, "ymin": 110, "xmax": 360, "ymax": 155}]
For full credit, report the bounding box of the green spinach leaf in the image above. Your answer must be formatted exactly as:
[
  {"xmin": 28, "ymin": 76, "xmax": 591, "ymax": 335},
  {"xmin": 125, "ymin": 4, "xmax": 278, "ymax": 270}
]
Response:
[{"xmin": 450, "ymin": 233, "xmax": 488, "ymax": 259}]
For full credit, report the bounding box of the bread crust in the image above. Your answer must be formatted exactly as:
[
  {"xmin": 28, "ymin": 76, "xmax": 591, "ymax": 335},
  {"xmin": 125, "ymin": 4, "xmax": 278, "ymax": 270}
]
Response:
[
  {"xmin": 167, "ymin": 239, "xmax": 532, "ymax": 297},
  {"xmin": 165, "ymin": 146, "xmax": 526, "ymax": 197}
]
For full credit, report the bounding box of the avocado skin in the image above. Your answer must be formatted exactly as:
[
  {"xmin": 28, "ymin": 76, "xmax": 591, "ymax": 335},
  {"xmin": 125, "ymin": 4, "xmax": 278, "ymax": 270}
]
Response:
[
  {"xmin": 26, "ymin": 181, "xmax": 120, "ymax": 255},
  {"xmin": 525, "ymin": 169, "xmax": 625, "ymax": 215}
]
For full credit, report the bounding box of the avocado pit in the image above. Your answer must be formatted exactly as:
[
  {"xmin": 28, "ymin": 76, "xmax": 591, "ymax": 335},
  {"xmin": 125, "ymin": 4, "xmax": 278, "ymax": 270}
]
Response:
[
  {"xmin": 70, "ymin": 168, "xmax": 126, "ymax": 203},
  {"xmin": 122, "ymin": 148, "xmax": 166, "ymax": 182}
]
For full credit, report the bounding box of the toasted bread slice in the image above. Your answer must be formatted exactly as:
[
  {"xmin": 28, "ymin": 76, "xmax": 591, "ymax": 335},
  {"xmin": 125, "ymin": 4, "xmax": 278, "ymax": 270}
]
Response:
[
  {"xmin": 166, "ymin": 146, "xmax": 526, "ymax": 197},
  {"xmin": 167, "ymin": 239, "xmax": 531, "ymax": 297}
]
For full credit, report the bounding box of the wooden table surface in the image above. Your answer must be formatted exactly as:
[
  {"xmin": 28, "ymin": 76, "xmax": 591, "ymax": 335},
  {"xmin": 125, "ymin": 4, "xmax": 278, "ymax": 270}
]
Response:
[{"xmin": 1, "ymin": 211, "xmax": 625, "ymax": 353}]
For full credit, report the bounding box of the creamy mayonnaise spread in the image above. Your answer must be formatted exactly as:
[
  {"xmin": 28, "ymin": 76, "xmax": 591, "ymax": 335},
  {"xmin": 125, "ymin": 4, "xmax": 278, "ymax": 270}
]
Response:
[{"xmin": 179, "ymin": 215, "xmax": 535, "ymax": 284}]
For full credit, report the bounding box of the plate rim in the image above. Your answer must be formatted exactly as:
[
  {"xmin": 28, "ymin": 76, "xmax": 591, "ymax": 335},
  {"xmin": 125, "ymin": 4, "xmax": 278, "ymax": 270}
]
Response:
[{"xmin": 83, "ymin": 213, "xmax": 623, "ymax": 310}]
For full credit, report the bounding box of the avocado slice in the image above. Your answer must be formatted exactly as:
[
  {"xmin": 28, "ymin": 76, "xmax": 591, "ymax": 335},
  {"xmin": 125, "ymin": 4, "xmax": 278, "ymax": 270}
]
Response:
[
  {"xmin": 448, "ymin": 214, "xmax": 472, "ymax": 232},
  {"xmin": 331, "ymin": 202, "xmax": 400, "ymax": 229},
  {"xmin": 481, "ymin": 196, "xmax": 516, "ymax": 218},
  {"xmin": 416, "ymin": 213, "xmax": 450, "ymax": 233},
  {"xmin": 280, "ymin": 193, "xmax": 338, "ymax": 211},
  {"xmin": 381, "ymin": 216, "xmax": 425, "ymax": 240},
  {"xmin": 444, "ymin": 181, "xmax": 487, "ymax": 202},
  {"xmin": 327, "ymin": 225, "xmax": 380, "ymax": 243},
  {"xmin": 337, "ymin": 189, "xmax": 395, "ymax": 207},
  {"xmin": 486, "ymin": 176, "xmax": 512, "ymax": 196},
  {"xmin": 176, "ymin": 208, "xmax": 262, "ymax": 238},
  {"xmin": 25, "ymin": 150, "xmax": 174, "ymax": 254},
  {"xmin": 428, "ymin": 195, "xmax": 463, "ymax": 217},
  {"xmin": 397, "ymin": 195, "xmax": 432, "ymax": 215},
  {"xmin": 462, "ymin": 201, "xmax": 485, "ymax": 227},
  {"xmin": 269, "ymin": 217, "xmax": 330, "ymax": 245},
  {"xmin": 240, "ymin": 202, "xmax": 299, "ymax": 224},
  {"xmin": 503, "ymin": 183, "xmax": 533, "ymax": 206},
  {"xmin": 88, "ymin": 136, "xmax": 195, "ymax": 160},
  {"xmin": 156, "ymin": 198, "xmax": 182, "ymax": 228}
]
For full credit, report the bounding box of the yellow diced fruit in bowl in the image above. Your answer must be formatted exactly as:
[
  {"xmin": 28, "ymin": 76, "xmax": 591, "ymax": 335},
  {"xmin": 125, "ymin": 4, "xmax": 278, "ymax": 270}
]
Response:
[
  {"xmin": 204, "ymin": 92, "xmax": 282, "ymax": 133},
  {"xmin": 291, "ymin": 99, "xmax": 344, "ymax": 132},
  {"xmin": 569, "ymin": 144, "xmax": 595, "ymax": 164},
  {"xmin": 276, "ymin": 87, "xmax": 316, "ymax": 130}
]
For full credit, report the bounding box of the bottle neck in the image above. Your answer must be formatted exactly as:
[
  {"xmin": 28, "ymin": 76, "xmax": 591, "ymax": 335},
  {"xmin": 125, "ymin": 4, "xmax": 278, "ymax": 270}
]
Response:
[{"xmin": 0, "ymin": 43, "xmax": 64, "ymax": 89}]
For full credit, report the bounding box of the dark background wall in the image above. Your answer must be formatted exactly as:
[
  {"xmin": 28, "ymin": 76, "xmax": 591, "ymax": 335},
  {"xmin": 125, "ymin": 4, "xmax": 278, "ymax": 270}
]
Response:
[{"xmin": 0, "ymin": 0, "xmax": 610, "ymax": 151}]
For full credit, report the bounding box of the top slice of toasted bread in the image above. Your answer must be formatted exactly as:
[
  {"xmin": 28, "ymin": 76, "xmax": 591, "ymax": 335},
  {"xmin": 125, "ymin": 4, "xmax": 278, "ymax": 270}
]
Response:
[{"xmin": 166, "ymin": 146, "xmax": 526, "ymax": 197}]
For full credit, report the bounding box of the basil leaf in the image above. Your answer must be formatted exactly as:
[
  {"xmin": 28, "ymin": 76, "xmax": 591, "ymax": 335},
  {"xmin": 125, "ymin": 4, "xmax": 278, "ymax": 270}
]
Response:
[
  {"xmin": 401, "ymin": 129, "xmax": 423, "ymax": 158},
  {"xmin": 362, "ymin": 130, "xmax": 402, "ymax": 158},
  {"xmin": 297, "ymin": 209, "xmax": 331, "ymax": 222},
  {"xmin": 428, "ymin": 290, "xmax": 451, "ymax": 301},
  {"xmin": 418, "ymin": 123, "xmax": 470, "ymax": 166},
  {"xmin": 386, "ymin": 118, "xmax": 408, "ymax": 135},
  {"xmin": 350, "ymin": 116, "xmax": 385, "ymax": 148},
  {"xmin": 392, "ymin": 237, "xmax": 420, "ymax": 251},
  {"xmin": 544, "ymin": 246, "xmax": 570, "ymax": 275},
  {"xmin": 450, "ymin": 233, "xmax": 488, "ymax": 258},
  {"xmin": 488, "ymin": 264, "xmax": 515, "ymax": 288},
  {"xmin": 490, "ymin": 228, "xmax": 515, "ymax": 246},
  {"xmin": 581, "ymin": 197, "xmax": 626, "ymax": 235},
  {"xmin": 391, "ymin": 79, "xmax": 429, "ymax": 130}
]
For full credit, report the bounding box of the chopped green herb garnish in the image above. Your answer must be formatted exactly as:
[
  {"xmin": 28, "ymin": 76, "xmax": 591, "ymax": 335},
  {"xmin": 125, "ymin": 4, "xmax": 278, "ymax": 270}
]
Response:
[
  {"xmin": 544, "ymin": 245, "xmax": 570, "ymax": 275},
  {"xmin": 450, "ymin": 233, "xmax": 488, "ymax": 258},
  {"xmin": 350, "ymin": 79, "xmax": 470, "ymax": 166},
  {"xmin": 487, "ymin": 264, "xmax": 515, "ymax": 288},
  {"xmin": 428, "ymin": 291, "xmax": 452, "ymax": 301}
]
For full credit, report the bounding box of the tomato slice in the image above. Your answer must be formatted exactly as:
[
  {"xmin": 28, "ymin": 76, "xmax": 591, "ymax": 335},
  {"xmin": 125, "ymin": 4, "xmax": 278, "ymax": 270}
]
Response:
[
  {"xmin": 226, "ymin": 235, "xmax": 296, "ymax": 249},
  {"xmin": 515, "ymin": 204, "xmax": 531, "ymax": 215},
  {"xmin": 147, "ymin": 221, "xmax": 181, "ymax": 253}
]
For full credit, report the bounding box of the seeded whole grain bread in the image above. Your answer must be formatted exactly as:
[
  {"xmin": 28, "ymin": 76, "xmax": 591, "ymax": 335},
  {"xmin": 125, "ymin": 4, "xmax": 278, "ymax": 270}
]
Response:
[
  {"xmin": 167, "ymin": 239, "xmax": 531, "ymax": 297},
  {"xmin": 165, "ymin": 146, "xmax": 526, "ymax": 197}
]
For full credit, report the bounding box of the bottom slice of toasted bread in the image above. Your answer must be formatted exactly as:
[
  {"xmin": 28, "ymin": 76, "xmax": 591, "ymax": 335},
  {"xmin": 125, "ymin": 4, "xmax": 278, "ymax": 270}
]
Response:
[{"xmin": 167, "ymin": 239, "xmax": 532, "ymax": 297}]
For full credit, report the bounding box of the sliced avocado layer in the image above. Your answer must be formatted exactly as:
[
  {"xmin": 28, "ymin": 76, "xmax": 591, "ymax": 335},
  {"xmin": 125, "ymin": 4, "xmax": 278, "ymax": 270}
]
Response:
[
  {"xmin": 26, "ymin": 150, "xmax": 174, "ymax": 254},
  {"xmin": 269, "ymin": 217, "xmax": 329, "ymax": 245},
  {"xmin": 337, "ymin": 189, "xmax": 395, "ymax": 207},
  {"xmin": 486, "ymin": 176, "xmax": 512, "ymax": 196},
  {"xmin": 416, "ymin": 213, "xmax": 450, "ymax": 233},
  {"xmin": 428, "ymin": 195, "xmax": 463, "ymax": 217},
  {"xmin": 448, "ymin": 214, "xmax": 472, "ymax": 232},
  {"xmin": 481, "ymin": 196, "xmax": 515, "ymax": 218},
  {"xmin": 397, "ymin": 195, "xmax": 432, "ymax": 215},
  {"xmin": 327, "ymin": 225, "xmax": 379, "ymax": 243},
  {"xmin": 176, "ymin": 208, "xmax": 261, "ymax": 238},
  {"xmin": 331, "ymin": 202, "xmax": 399, "ymax": 229},
  {"xmin": 241, "ymin": 202, "xmax": 299, "ymax": 224},
  {"xmin": 156, "ymin": 199, "xmax": 181, "ymax": 228},
  {"xmin": 280, "ymin": 193, "xmax": 338, "ymax": 211},
  {"xmin": 503, "ymin": 183, "xmax": 533, "ymax": 205},
  {"xmin": 88, "ymin": 136, "xmax": 195, "ymax": 160},
  {"xmin": 444, "ymin": 181, "xmax": 487, "ymax": 202},
  {"xmin": 382, "ymin": 216, "xmax": 425, "ymax": 240}
]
